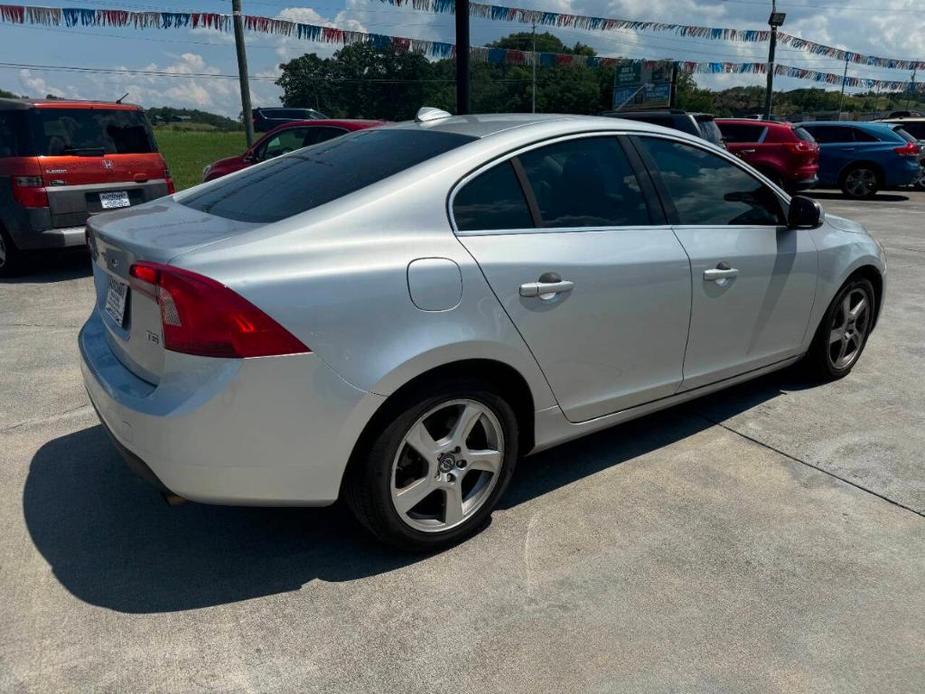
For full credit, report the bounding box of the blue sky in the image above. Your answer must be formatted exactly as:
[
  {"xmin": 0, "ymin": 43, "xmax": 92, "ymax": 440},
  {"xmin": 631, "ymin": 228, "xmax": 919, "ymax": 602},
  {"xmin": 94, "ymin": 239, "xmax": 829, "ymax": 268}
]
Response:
[{"xmin": 1, "ymin": 0, "xmax": 922, "ymax": 116}]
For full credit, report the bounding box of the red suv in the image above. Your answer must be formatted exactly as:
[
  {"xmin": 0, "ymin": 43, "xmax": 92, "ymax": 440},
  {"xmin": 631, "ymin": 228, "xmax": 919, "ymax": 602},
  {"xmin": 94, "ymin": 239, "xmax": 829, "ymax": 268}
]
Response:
[
  {"xmin": 716, "ymin": 119, "xmax": 820, "ymax": 192},
  {"xmin": 202, "ymin": 119, "xmax": 384, "ymax": 182},
  {"xmin": 0, "ymin": 98, "xmax": 174, "ymax": 276}
]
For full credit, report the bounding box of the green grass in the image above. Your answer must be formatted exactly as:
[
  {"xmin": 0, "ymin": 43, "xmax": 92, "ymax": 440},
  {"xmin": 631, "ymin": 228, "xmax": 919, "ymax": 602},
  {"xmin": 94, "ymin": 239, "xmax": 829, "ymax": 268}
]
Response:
[{"xmin": 154, "ymin": 128, "xmax": 246, "ymax": 191}]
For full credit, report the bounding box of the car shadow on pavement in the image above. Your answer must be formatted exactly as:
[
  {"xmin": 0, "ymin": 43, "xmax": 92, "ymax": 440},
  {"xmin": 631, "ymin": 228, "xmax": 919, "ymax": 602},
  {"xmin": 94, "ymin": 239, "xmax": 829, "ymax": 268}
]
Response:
[
  {"xmin": 24, "ymin": 367, "xmax": 810, "ymax": 614},
  {"xmin": 1, "ymin": 250, "xmax": 91, "ymax": 284}
]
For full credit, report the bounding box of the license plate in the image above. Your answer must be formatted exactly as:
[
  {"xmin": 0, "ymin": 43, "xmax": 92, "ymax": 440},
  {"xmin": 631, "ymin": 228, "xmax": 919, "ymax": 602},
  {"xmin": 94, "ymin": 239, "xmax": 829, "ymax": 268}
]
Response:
[
  {"xmin": 100, "ymin": 191, "xmax": 130, "ymax": 209},
  {"xmin": 105, "ymin": 276, "xmax": 128, "ymax": 326}
]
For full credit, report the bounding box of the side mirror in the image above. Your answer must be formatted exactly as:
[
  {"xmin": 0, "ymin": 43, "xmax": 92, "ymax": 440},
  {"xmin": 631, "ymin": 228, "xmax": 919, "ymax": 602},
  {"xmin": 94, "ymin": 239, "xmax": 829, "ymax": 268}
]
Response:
[{"xmin": 788, "ymin": 195, "xmax": 823, "ymax": 229}]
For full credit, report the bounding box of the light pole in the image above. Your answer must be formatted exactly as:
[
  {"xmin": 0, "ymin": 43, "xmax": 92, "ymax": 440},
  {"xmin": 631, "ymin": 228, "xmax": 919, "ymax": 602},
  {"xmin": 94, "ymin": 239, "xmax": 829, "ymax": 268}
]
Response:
[
  {"xmin": 455, "ymin": 0, "xmax": 470, "ymax": 114},
  {"xmin": 764, "ymin": 2, "xmax": 786, "ymax": 120}
]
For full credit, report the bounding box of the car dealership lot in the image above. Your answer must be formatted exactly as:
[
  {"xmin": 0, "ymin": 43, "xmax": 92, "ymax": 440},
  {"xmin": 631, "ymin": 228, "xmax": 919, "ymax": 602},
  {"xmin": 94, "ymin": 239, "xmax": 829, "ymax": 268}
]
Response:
[{"xmin": 1, "ymin": 192, "xmax": 923, "ymax": 692}]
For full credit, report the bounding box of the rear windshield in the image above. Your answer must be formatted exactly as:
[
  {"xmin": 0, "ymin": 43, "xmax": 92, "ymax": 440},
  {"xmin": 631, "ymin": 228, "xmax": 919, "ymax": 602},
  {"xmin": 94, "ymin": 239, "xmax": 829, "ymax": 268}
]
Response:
[
  {"xmin": 29, "ymin": 108, "xmax": 156, "ymax": 155},
  {"xmin": 793, "ymin": 126, "xmax": 816, "ymax": 143},
  {"xmin": 892, "ymin": 126, "xmax": 917, "ymax": 143},
  {"xmin": 181, "ymin": 128, "xmax": 475, "ymax": 223}
]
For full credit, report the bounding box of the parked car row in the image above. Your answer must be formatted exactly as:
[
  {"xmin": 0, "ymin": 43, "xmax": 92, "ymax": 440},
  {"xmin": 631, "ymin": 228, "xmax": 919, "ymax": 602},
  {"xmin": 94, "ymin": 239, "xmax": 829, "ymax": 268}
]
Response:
[{"xmin": 606, "ymin": 108, "xmax": 924, "ymax": 199}]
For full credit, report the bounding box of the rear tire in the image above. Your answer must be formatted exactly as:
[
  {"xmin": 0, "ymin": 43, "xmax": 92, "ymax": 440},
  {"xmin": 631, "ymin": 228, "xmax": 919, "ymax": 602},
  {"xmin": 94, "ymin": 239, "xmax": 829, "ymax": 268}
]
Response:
[
  {"xmin": 840, "ymin": 165, "xmax": 880, "ymax": 199},
  {"xmin": 0, "ymin": 229, "xmax": 22, "ymax": 278},
  {"xmin": 345, "ymin": 378, "xmax": 519, "ymax": 552},
  {"xmin": 804, "ymin": 277, "xmax": 876, "ymax": 381}
]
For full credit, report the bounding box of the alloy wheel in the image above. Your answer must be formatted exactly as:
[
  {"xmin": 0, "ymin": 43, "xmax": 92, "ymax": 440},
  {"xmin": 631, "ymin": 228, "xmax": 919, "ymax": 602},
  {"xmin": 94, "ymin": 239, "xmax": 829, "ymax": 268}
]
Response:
[
  {"xmin": 390, "ymin": 398, "xmax": 504, "ymax": 533},
  {"xmin": 844, "ymin": 168, "xmax": 877, "ymax": 197},
  {"xmin": 828, "ymin": 287, "xmax": 871, "ymax": 370}
]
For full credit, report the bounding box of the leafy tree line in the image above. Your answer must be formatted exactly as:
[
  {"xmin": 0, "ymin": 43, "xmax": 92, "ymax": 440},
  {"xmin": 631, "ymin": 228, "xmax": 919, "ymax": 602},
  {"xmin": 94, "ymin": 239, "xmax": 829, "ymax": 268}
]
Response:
[{"xmin": 276, "ymin": 31, "xmax": 924, "ymax": 120}]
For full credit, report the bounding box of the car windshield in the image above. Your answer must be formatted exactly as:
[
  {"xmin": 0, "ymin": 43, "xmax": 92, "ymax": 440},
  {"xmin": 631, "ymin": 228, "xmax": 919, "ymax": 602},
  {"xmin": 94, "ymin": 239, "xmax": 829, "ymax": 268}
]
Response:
[
  {"xmin": 181, "ymin": 128, "xmax": 475, "ymax": 223},
  {"xmin": 29, "ymin": 108, "xmax": 156, "ymax": 155}
]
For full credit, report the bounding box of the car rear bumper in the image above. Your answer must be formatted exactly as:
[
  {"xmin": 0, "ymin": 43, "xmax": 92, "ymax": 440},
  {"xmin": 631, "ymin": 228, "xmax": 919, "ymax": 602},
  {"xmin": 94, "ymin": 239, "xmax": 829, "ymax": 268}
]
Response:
[
  {"xmin": 789, "ymin": 174, "xmax": 819, "ymax": 191},
  {"xmin": 12, "ymin": 224, "xmax": 87, "ymax": 250},
  {"xmin": 79, "ymin": 308, "xmax": 384, "ymax": 506}
]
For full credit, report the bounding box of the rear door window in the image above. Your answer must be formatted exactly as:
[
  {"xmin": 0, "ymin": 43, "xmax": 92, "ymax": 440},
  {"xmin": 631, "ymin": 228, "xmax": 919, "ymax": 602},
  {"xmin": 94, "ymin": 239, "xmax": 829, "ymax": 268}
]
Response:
[
  {"xmin": 518, "ymin": 137, "xmax": 652, "ymax": 227},
  {"xmin": 637, "ymin": 137, "xmax": 784, "ymax": 226},
  {"xmin": 453, "ymin": 161, "xmax": 533, "ymax": 231},
  {"xmin": 718, "ymin": 123, "xmax": 767, "ymax": 143},
  {"xmin": 182, "ymin": 128, "xmax": 475, "ymax": 224},
  {"xmin": 849, "ymin": 128, "xmax": 879, "ymax": 143},
  {"xmin": 30, "ymin": 108, "xmax": 156, "ymax": 155},
  {"xmin": 803, "ymin": 125, "xmax": 850, "ymax": 143}
]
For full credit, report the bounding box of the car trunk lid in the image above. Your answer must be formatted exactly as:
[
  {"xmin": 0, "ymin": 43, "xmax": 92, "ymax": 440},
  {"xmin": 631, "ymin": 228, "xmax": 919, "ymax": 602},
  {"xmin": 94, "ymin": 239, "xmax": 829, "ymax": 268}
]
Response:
[{"xmin": 87, "ymin": 198, "xmax": 258, "ymax": 383}]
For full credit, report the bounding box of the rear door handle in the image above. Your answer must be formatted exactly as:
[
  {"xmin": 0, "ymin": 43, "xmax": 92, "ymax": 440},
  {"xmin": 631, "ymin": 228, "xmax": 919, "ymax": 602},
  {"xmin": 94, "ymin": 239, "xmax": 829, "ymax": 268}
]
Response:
[
  {"xmin": 520, "ymin": 280, "xmax": 575, "ymax": 299},
  {"xmin": 703, "ymin": 263, "xmax": 739, "ymax": 282}
]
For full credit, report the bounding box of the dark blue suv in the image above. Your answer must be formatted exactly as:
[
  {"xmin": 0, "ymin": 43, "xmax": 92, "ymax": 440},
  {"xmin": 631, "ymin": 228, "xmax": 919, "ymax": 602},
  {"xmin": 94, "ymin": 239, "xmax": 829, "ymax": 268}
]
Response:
[{"xmin": 800, "ymin": 121, "xmax": 921, "ymax": 198}]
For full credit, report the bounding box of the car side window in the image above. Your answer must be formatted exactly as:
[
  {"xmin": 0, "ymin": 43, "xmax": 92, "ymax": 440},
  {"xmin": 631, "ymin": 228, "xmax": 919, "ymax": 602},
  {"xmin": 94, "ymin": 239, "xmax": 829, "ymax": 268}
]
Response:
[
  {"xmin": 719, "ymin": 123, "xmax": 766, "ymax": 143},
  {"xmin": 637, "ymin": 137, "xmax": 785, "ymax": 226},
  {"xmin": 453, "ymin": 161, "xmax": 534, "ymax": 231},
  {"xmin": 849, "ymin": 128, "xmax": 878, "ymax": 143},
  {"xmin": 258, "ymin": 128, "xmax": 308, "ymax": 161},
  {"xmin": 803, "ymin": 126, "xmax": 845, "ymax": 144},
  {"xmin": 517, "ymin": 137, "xmax": 652, "ymax": 227},
  {"xmin": 304, "ymin": 127, "xmax": 347, "ymax": 146}
]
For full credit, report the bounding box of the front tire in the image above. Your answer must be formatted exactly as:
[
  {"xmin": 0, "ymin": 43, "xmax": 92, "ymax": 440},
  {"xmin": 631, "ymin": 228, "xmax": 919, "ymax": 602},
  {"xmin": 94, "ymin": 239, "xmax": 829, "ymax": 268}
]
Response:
[
  {"xmin": 345, "ymin": 379, "xmax": 519, "ymax": 551},
  {"xmin": 805, "ymin": 277, "xmax": 876, "ymax": 380},
  {"xmin": 841, "ymin": 165, "xmax": 880, "ymax": 199}
]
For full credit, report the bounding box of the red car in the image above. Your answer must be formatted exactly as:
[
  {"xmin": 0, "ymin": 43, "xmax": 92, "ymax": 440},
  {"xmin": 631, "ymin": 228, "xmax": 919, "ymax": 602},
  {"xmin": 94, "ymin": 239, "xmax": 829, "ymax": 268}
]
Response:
[
  {"xmin": 716, "ymin": 118, "xmax": 820, "ymax": 192},
  {"xmin": 202, "ymin": 119, "xmax": 384, "ymax": 182}
]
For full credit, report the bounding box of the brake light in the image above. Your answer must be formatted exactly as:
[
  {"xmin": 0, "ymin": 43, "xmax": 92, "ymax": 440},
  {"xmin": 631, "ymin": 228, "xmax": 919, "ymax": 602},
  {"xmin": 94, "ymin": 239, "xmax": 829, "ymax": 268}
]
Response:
[
  {"xmin": 128, "ymin": 261, "xmax": 310, "ymax": 358},
  {"xmin": 164, "ymin": 166, "xmax": 175, "ymax": 194},
  {"xmin": 12, "ymin": 175, "xmax": 49, "ymax": 208},
  {"xmin": 894, "ymin": 142, "xmax": 921, "ymax": 157}
]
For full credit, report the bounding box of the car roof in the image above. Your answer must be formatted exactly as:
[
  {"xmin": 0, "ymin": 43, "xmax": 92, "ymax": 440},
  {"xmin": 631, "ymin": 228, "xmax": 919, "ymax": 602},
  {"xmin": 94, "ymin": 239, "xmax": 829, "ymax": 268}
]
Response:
[
  {"xmin": 0, "ymin": 97, "xmax": 142, "ymax": 111},
  {"xmin": 385, "ymin": 112, "xmax": 697, "ymax": 140},
  {"xmin": 801, "ymin": 121, "xmax": 892, "ymax": 131}
]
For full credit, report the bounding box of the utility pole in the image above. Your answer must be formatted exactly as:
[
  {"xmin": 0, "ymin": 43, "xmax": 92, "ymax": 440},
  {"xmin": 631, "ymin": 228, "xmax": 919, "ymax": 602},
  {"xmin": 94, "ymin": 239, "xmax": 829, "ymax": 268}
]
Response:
[
  {"xmin": 455, "ymin": 0, "xmax": 470, "ymax": 114},
  {"xmin": 232, "ymin": 0, "xmax": 254, "ymax": 146},
  {"xmin": 838, "ymin": 55, "xmax": 849, "ymax": 119},
  {"xmin": 764, "ymin": 1, "xmax": 785, "ymax": 120},
  {"xmin": 907, "ymin": 68, "xmax": 917, "ymax": 109},
  {"xmin": 531, "ymin": 20, "xmax": 537, "ymax": 113}
]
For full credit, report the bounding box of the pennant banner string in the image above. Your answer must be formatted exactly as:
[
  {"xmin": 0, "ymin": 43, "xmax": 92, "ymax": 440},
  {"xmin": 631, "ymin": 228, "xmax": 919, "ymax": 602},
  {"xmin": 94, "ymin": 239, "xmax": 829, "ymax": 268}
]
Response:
[{"xmin": 0, "ymin": 5, "xmax": 922, "ymax": 92}]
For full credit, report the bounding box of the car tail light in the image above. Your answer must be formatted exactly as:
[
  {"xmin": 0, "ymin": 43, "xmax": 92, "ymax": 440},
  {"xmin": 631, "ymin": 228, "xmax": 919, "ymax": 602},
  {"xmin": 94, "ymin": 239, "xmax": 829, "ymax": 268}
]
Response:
[
  {"xmin": 894, "ymin": 142, "xmax": 920, "ymax": 157},
  {"xmin": 128, "ymin": 261, "xmax": 310, "ymax": 358},
  {"xmin": 164, "ymin": 166, "xmax": 176, "ymax": 194},
  {"xmin": 11, "ymin": 175, "xmax": 49, "ymax": 208}
]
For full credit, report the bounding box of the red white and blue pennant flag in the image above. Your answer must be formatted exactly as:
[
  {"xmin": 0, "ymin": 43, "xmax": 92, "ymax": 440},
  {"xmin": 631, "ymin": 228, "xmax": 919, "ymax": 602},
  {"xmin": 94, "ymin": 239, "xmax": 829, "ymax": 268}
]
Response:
[{"xmin": 0, "ymin": 5, "xmax": 922, "ymax": 92}]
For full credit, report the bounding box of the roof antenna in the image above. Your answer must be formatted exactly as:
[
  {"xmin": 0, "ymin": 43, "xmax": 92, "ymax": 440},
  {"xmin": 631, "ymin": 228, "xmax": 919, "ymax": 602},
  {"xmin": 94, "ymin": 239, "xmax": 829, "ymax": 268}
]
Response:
[{"xmin": 115, "ymin": 92, "xmax": 129, "ymax": 104}]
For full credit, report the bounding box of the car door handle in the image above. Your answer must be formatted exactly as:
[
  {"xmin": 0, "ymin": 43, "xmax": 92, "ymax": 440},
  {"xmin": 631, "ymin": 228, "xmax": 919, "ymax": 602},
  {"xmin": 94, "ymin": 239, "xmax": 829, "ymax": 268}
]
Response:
[
  {"xmin": 740, "ymin": 148, "xmax": 756, "ymax": 154},
  {"xmin": 519, "ymin": 280, "xmax": 575, "ymax": 298},
  {"xmin": 703, "ymin": 264, "xmax": 739, "ymax": 282}
]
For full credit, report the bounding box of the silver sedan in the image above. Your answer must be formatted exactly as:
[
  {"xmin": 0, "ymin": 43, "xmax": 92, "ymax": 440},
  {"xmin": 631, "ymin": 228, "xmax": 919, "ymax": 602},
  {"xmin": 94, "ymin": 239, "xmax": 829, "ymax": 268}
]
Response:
[{"xmin": 80, "ymin": 109, "xmax": 885, "ymax": 550}]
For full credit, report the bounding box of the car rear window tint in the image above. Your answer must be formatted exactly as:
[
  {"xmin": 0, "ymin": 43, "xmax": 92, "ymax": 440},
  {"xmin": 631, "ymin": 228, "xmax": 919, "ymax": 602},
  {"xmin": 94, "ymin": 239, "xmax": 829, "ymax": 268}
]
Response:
[
  {"xmin": 519, "ymin": 137, "xmax": 652, "ymax": 228},
  {"xmin": 182, "ymin": 128, "xmax": 475, "ymax": 223},
  {"xmin": 718, "ymin": 123, "xmax": 767, "ymax": 143},
  {"xmin": 793, "ymin": 127, "xmax": 815, "ymax": 143},
  {"xmin": 30, "ymin": 108, "xmax": 156, "ymax": 155},
  {"xmin": 0, "ymin": 111, "xmax": 28, "ymax": 157},
  {"xmin": 453, "ymin": 161, "xmax": 533, "ymax": 231},
  {"xmin": 892, "ymin": 127, "xmax": 917, "ymax": 143}
]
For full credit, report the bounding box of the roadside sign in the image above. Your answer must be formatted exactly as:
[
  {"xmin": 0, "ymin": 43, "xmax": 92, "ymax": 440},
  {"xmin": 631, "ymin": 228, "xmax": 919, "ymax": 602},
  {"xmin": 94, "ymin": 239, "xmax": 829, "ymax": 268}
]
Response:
[{"xmin": 613, "ymin": 61, "xmax": 673, "ymax": 111}]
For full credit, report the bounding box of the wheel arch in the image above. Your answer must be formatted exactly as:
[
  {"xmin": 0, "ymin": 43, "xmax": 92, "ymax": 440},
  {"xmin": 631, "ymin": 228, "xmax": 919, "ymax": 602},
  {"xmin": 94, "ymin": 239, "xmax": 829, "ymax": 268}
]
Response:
[
  {"xmin": 845, "ymin": 264, "xmax": 884, "ymax": 329},
  {"xmin": 340, "ymin": 358, "xmax": 538, "ymax": 498},
  {"xmin": 838, "ymin": 159, "xmax": 885, "ymax": 186}
]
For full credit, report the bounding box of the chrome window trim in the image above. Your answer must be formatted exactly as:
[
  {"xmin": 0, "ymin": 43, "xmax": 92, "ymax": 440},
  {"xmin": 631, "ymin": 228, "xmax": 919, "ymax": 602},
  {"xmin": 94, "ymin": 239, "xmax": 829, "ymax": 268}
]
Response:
[{"xmin": 447, "ymin": 130, "xmax": 661, "ymax": 237}]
